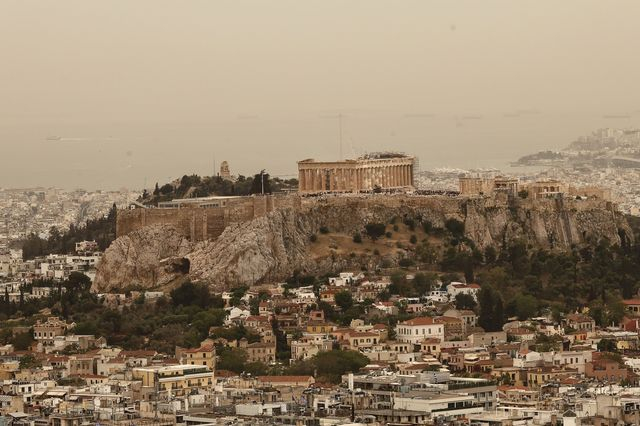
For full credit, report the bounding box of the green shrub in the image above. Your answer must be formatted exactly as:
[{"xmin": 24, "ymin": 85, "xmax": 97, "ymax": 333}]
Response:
[
  {"xmin": 403, "ymin": 218, "xmax": 416, "ymax": 231},
  {"xmin": 365, "ymin": 223, "xmax": 386, "ymax": 240},
  {"xmin": 399, "ymin": 258, "xmax": 415, "ymax": 267}
]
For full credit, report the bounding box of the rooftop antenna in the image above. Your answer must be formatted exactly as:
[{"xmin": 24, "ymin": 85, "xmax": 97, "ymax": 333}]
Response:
[{"xmin": 339, "ymin": 113, "xmax": 343, "ymax": 161}]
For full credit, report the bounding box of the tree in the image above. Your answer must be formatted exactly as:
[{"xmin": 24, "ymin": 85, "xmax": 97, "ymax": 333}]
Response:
[
  {"xmin": 364, "ymin": 223, "xmax": 386, "ymax": 241},
  {"xmin": 512, "ymin": 294, "xmax": 538, "ymax": 320},
  {"xmin": 353, "ymin": 233, "xmax": 363, "ymax": 243},
  {"xmin": 217, "ymin": 347, "xmax": 249, "ymax": 373},
  {"xmin": 597, "ymin": 339, "xmax": 618, "ymax": 353},
  {"xmin": 11, "ymin": 332, "xmax": 34, "ymax": 351},
  {"xmin": 159, "ymin": 183, "xmax": 174, "ymax": 195},
  {"xmin": 445, "ymin": 218, "xmax": 465, "ymax": 238},
  {"xmin": 416, "ymin": 241, "xmax": 438, "ymax": 264},
  {"xmin": 413, "ymin": 272, "xmax": 436, "ymax": 295},
  {"xmin": 388, "ymin": 271, "xmax": 411, "ymax": 296},
  {"xmin": 484, "ymin": 246, "xmax": 497, "ymax": 264},
  {"xmin": 478, "ymin": 286, "xmax": 504, "ymax": 332},
  {"xmin": 67, "ymin": 272, "xmax": 92, "ymax": 293},
  {"xmin": 398, "ymin": 258, "xmax": 415, "ymax": 268},
  {"xmin": 288, "ymin": 350, "xmax": 369, "ymax": 384},
  {"xmin": 455, "ymin": 293, "xmax": 477, "ymax": 310},
  {"xmin": 170, "ymin": 281, "xmax": 219, "ymax": 309},
  {"xmin": 335, "ymin": 291, "xmax": 354, "ymax": 311},
  {"xmin": 19, "ymin": 354, "xmax": 41, "ymax": 370},
  {"xmin": 250, "ymin": 171, "xmax": 272, "ymax": 194}
]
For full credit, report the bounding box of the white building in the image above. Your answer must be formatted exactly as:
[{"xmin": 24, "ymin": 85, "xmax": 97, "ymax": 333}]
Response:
[
  {"xmin": 446, "ymin": 282, "xmax": 481, "ymax": 301},
  {"xmin": 395, "ymin": 317, "xmax": 445, "ymax": 344}
]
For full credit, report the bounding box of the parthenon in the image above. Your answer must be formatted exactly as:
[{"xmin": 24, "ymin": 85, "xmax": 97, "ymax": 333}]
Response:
[{"xmin": 297, "ymin": 153, "xmax": 415, "ymax": 193}]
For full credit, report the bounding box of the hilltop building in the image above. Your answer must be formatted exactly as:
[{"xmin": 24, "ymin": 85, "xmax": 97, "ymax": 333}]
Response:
[
  {"xmin": 297, "ymin": 152, "xmax": 415, "ymax": 194},
  {"xmin": 459, "ymin": 175, "xmax": 612, "ymax": 202},
  {"xmin": 219, "ymin": 160, "xmax": 232, "ymax": 180},
  {"xmin": 458, "ymin": 175, "xmax": 519, "ymax": 197}
]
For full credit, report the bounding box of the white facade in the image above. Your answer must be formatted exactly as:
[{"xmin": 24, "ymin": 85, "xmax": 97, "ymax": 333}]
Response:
[{"xmin": 395, "ymin": 318, "xmax": 445, "ymax": 344}]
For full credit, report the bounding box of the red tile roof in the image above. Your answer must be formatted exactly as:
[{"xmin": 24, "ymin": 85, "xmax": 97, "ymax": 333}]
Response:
[
  {"xmin": 402, "ymin": 317, "xmax": 437, "ymax": 326},
  {"xmin": 257, "ymin": 375, "xmax": 313, "ymax": 383}
]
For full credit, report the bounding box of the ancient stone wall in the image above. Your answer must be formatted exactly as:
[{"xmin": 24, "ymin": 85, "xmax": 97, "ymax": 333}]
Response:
[
  {"xmin": 116, "ymin": 195, "xmax": 303, "ymax": 242},
  {"xmin": 117, "ymin": 193, "xmax": 619, "ymax": 244}
]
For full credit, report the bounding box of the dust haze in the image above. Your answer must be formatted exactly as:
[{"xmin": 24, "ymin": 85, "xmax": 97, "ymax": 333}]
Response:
[{"xmin": 1, "ymin": 0, "xmax": 640, "ymax": 189}]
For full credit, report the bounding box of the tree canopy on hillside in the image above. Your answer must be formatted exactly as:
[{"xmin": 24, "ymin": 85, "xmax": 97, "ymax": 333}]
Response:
[{"xmin": 21, "ymin": 204, "xmax": 117, "ymax": 260}]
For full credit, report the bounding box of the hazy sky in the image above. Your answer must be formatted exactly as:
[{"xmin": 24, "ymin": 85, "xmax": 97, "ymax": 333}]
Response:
[{"xmin": 2, "ymin": 1, "xmax": 640, "ymax": 189}]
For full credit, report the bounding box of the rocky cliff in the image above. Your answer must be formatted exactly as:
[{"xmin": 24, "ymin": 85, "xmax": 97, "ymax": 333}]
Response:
[
  {"xmin": 93, "ymin": 195, "xmax": 632, "ymax": 292},
  {"xmin": 92, "ymin": 224, "xmax": 193, "ymax": 291}
]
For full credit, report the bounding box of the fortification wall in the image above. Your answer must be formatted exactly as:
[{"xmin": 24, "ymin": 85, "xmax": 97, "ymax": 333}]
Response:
[
  {"xmin": 116, "ymin": 195, "xmax": 303, "ymax": 242},
  {"xmin": 117, "ymin": 193, "xmax": 617, "ymax": 243}
]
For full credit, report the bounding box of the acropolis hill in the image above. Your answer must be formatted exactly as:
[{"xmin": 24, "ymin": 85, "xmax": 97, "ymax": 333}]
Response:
[{"xmin": 96, "ymin": 190, "xmax": 632, "ymax": 292}]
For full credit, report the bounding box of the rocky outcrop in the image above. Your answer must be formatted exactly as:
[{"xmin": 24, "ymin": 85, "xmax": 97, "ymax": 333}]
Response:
[
  {"xmin": 92, "ymin": 224, "xmax": 192, "ymax": 292},
  {"xmin": 93, "ymin": 195, "xmax": 633, "ymax": 291}
]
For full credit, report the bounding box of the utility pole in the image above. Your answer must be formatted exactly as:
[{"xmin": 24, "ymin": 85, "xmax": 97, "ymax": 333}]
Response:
[{"xmin": 260, "ymin": 170, "xmax": 265, "ymax": 195}]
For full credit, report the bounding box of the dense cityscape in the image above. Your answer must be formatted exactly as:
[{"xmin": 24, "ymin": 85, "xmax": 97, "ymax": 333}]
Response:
[
  {"xmin": 4, "ymin": 2, "xmax": 640, "ymax": 424},
  {"xmin": 1, "ymin": 145, "xmax": 640, "ymax": 425}
]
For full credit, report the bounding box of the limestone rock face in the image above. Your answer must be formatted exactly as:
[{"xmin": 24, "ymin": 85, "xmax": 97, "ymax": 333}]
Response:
[
  {"xmin": 93, "ymin": 196, "xmax": 633, "ymax": 291},
  {"xmin": 187, "ymin": 209, "xmax": 312, "ymax": 286},
  {"xmin": 92, "ymin": 224, "xmax": 192, "ymax": 292}
]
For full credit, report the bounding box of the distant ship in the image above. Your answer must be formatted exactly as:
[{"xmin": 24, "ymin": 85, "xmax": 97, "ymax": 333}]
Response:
[{"xmin": 45, "ymin": 136, "xmax": 62, "ymax": 141}]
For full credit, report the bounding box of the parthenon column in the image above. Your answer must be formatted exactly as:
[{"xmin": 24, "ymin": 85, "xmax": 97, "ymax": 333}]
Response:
[
  {"xmin": 300, "ymin": 169, "xmax": 306, "ymax": 191},
  {"xmin": 352, "ymin": 169, "xmax": 357, "ymax": 192}
]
